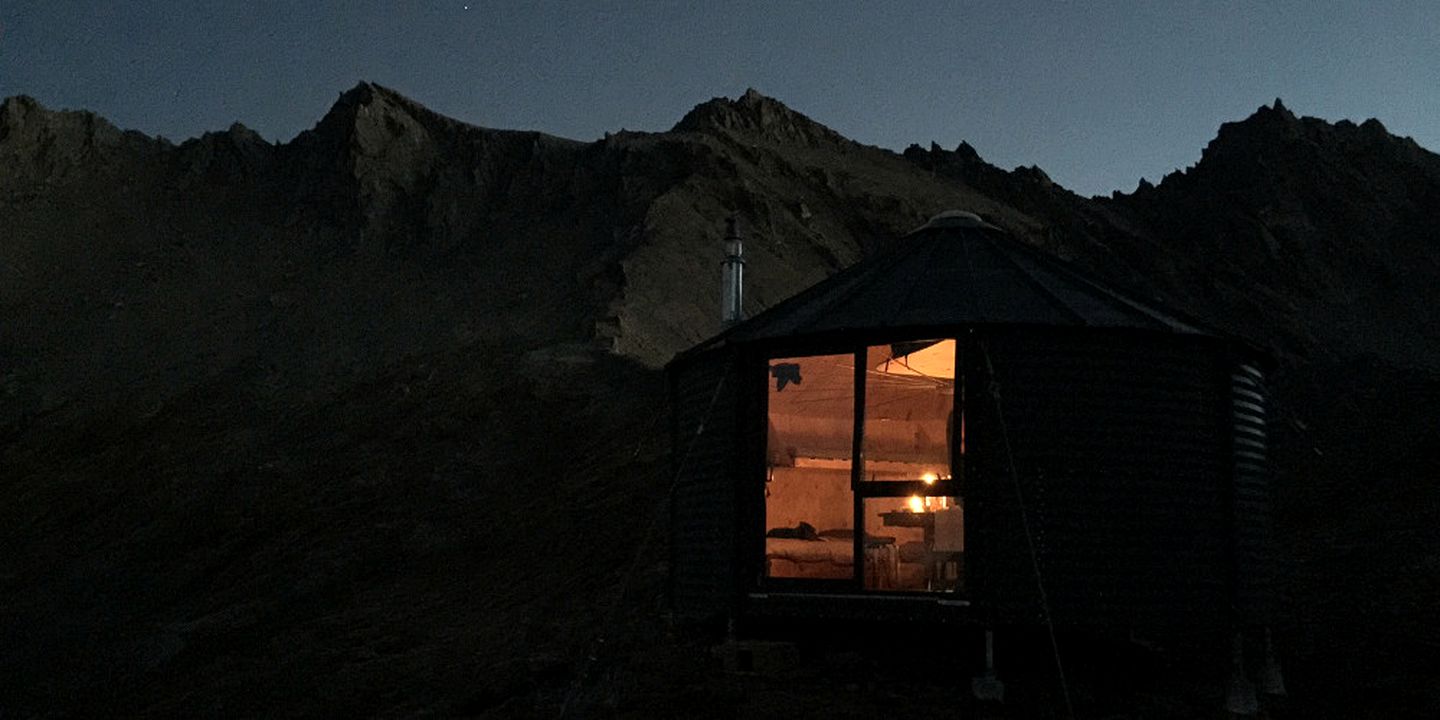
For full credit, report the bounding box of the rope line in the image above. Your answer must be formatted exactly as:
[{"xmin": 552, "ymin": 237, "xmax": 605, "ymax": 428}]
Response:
[
  {"xmin": 980, "ymin": 341, "xmax": 1075, "ymax": 720},
  {"xmin": 556, "ymin": 372, "xmax": 728, "ymax": 719}
]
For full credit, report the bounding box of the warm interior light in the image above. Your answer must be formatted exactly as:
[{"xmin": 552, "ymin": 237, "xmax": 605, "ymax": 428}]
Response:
[
  {"xmin": 877, "ymin": 339, "xmax": 956, "ymax": 379},
  {"xmin": 908, "ymin": 495, "xmax": 925, "ymax": 513},
  {"xmin": 921, "ymin": 472, "xmax": 938, "ymax": 484}
]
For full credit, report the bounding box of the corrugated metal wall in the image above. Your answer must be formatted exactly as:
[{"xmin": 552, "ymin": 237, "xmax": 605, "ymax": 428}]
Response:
[
  {"xmin": 1231, "ymin": 363, "xmax": 1273, "ymax": 625},
  {"xmin": 668, "ymin": 351, "xmax": 742, "ymax": 620},
  {"xmin": 967, "ymin": 330, "xmax": 1233, "ymax": 631}
]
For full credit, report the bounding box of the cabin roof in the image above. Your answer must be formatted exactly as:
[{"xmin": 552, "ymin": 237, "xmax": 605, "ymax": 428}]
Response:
[{"xmin": 676, "ymin": 212, "xmax": 1229, "ymax": 363}]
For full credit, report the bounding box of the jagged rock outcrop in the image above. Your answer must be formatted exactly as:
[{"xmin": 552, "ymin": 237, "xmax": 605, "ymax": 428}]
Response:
[
  {"xmin": 672, "ymin": 87, "xmax": 849, "ymax": 148},
  {"xmin": 1110, "ymin": 99, "xmax": 1440, "ymax": 367},
  {"xmin": 0, "ymin": 95, "xmax": 169, "ymax": 186},
  {"xmin": 175, "ymin": 123, "xmax": 274, "ymax": 185}
]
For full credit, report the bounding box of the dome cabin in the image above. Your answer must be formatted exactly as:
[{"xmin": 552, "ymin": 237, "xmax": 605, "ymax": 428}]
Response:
[{"xmin": 667, "ymin": 211, "xmax": 1272, "ymax": 638}]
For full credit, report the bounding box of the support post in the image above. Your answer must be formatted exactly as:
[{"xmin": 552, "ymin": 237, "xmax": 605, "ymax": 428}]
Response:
[{"xmin": 971, "ymin": 629, "xmax": 1005, "ymax": 702}]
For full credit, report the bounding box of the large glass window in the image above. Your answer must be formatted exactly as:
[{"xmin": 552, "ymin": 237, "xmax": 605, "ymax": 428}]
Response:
[
  {"xmin": 863, "ymin": 340, "xmax": 957, "ymax": 482},
  {"xmin": 858, "ymin": 340, "xmax": 965, "ymax": 593},
  {"xmin": 764, "ymin": 353, "xmax": 856, "ymax": 580},
  {"xmin": 759, "ymin": 340, "xmax": 967, "ymax": 593}
]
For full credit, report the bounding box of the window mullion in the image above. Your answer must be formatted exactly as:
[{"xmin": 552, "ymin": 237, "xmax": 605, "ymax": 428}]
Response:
[{"xmin": 850, "ymin": 346, "xmax": 866, "ymax": 587}]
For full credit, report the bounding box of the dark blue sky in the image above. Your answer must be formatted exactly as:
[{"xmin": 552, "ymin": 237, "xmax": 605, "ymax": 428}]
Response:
[{"xmin": 3, "ymin": 1, "xmax": 1436, "ymax": 196}]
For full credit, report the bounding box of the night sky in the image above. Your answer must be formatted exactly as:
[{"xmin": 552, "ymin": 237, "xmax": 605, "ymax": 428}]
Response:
[{"xmin": 3, "ymin": 1, "xmax": 1437, "ymax": 197}]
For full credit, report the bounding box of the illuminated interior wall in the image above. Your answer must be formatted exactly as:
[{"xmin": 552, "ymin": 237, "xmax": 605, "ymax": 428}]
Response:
[
  {"xmin": 863, "ymin": 341, "xmax": 954, "ymax": 478},
  {"xmin": 765, "ymin": 466, "xmax": 852, "ymax": 531},
  {"xmin": 765, "ymin": 353, "xmax": 856, "ymax": 579}
]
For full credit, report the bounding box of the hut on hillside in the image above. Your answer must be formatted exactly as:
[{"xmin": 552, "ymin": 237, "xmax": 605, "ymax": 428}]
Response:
[{"xmin": 667, "ymin": 211, "xmax": 1272, "ymax": 638}]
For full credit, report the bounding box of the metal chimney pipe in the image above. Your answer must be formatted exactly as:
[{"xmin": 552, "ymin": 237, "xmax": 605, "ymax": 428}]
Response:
[{"xmin": 721, "ymin": 217, "xmax": 745, "ymax": 325}]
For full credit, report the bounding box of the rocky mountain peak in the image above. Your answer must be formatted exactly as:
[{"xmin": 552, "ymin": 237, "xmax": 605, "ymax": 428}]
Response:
[
  {"xmin": 0, "ymin": 94, "xmax": 165, "ymax": 186},
  {"xmin": 1214, "ymin": 98, "xmax": 1301, "ymax": 143},
  {"xmin": 1156, "ymin": 98, "xmax": 1440, "ymax": 200},
  {"xmin": 295, "ymin": 81, "xmax": 429, "ymax": 150},
  {"xmin": 902, "ymin": 140, "xmax": 988, "ymax": 168},
  {"xmin": 954, "ymin": 140, "xmax": 984, "ymax": 164},
  {"xmin": 671, "ymin": 88, "xmax": 847, "ymax": 147},
  {"xmin": 281, "ymin": 81, "xmax": 453, "ymax": 212},
  {"xmin": 0, "ymin": 94, "xmax": 145, "ymax": 148},
  {"xmin": 1135, "ymin": 101, "xmax": 1333, "ymax": 197},
  {"xmin": 176, "ymin": 121, "xmax": 275, "ymax": 183}
]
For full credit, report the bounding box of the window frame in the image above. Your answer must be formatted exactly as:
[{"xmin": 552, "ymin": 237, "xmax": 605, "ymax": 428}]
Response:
[{"xmin": 757, "ymin": 336, "xmax": 966, "ymax": 593}]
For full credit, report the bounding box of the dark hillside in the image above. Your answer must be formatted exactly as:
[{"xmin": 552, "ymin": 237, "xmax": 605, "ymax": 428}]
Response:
[
  {"xmin": 1, "ymin": 345, "xmax": 667, "ymax": 717},
  {"xmin": 1, "ymin": 86, "xmax": 1437, "ymax": 718}
]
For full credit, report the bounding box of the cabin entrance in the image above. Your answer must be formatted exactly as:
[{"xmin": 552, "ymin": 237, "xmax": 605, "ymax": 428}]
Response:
[{"xmin": 762, "ymin": 340, "xmax": 965, "ymax": 593}]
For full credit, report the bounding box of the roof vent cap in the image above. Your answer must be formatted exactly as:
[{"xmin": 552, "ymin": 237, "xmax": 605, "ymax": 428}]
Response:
[{"xmin": 921, "ymin": 209, "xmax": 989, "ymax": 230}]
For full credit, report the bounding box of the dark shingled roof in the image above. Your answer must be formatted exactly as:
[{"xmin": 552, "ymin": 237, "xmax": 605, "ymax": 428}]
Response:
[{"xmin": 683, "ymin": 211, "xmax": 1221, "ymax": 358}]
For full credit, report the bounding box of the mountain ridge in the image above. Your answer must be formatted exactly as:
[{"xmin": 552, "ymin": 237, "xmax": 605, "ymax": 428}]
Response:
[
  {"xmin": 4, "ymin": 84, "xmax": 1438, "ymax": 436},
  {"xmin": 4, "ymin": 83, "xmax": 1438, "ymax": 421}
]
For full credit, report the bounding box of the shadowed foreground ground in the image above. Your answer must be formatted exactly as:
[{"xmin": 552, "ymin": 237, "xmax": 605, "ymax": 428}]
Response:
[{"xmin": 4, "ymin": 347, "xmax": 1436, "ymax": 718}]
